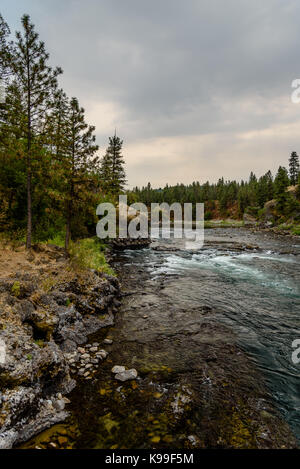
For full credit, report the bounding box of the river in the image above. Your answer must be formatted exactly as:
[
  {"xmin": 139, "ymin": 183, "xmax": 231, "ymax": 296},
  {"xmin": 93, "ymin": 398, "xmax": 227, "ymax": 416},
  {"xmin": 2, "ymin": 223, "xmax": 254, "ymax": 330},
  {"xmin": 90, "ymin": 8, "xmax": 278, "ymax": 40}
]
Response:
[{"xmin": 22, "ymin": 227, "xmax": 300, "ymax": 449}]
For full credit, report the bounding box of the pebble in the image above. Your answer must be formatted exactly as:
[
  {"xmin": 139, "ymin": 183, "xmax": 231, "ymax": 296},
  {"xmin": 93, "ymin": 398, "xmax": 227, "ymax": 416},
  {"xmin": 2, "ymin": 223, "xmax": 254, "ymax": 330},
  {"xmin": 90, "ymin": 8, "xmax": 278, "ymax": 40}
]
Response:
[
  {"xmin": 112, "ymin": 366, "xmax": 126, "ymax": 374},
  {"xmin": 104, "ymin": 339, "xmax": 113, "ymax": 345},
  {"xmin": 90, "ymin": 347, "xmax": 98, "ymax": 353},
  {"xmin": 115, "ymin": 369, "xmax": 138, "ymax": 382},
  {"xmin": 92, "ymin": 343, "xmax": 99, "ymax": 347},
  {"xmin": 78, "ymin": 348, "xmax": 85, "ymax": 354}
]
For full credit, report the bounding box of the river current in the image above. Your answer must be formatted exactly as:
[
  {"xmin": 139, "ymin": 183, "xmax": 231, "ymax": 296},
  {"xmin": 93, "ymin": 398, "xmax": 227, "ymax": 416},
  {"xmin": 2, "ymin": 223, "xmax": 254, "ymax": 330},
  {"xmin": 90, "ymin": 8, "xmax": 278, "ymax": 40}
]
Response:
[{"xmin": 119, "ymin": 228, "xmax": 300, "ymax": 440}]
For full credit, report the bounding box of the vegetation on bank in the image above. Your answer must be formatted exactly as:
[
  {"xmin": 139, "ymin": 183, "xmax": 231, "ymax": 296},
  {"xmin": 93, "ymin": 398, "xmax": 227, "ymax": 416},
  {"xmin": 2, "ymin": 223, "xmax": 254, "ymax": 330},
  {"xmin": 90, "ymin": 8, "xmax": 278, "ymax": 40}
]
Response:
[
  {"xmin": 0, "ymin": 230, "xmax": 114, "ymax": 276},
  {"xmin": 68, "ymin": 238, "xmax": 114, "ymax": 276}
]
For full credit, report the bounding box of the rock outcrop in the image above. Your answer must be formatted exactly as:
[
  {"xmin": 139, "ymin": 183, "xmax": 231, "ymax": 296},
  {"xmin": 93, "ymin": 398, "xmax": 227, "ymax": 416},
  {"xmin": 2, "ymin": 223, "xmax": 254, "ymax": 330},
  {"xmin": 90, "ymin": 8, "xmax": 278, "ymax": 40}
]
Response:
[
  {"xmin": 0, "ymin": 244, "xmax": 120, "ymax": 448},
  {"xmin": 110, "ymin": 237, "xmax": 151, "ymax": 251}
]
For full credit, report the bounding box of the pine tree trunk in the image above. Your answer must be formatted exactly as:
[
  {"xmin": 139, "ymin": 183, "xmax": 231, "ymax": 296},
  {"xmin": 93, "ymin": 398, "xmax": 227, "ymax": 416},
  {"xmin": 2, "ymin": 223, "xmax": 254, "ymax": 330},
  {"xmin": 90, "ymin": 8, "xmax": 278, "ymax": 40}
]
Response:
[
  {"xmin": 65, "ymin": 183, "xmax": 74, "ymax": 251},
  {"xmin": 26, "ymin": 161, "xmax": 32, "ymax": 249},
  {"xmin": 65, "ymin": 208, "xmax": 71, "ymax": 251},
  {"xmin": 26, "ymin": 122, "xmax": 32, "ymax": 249},
  {"xmin": 25, "ymin": 46, "xmax": 32, "ymax": 250}
]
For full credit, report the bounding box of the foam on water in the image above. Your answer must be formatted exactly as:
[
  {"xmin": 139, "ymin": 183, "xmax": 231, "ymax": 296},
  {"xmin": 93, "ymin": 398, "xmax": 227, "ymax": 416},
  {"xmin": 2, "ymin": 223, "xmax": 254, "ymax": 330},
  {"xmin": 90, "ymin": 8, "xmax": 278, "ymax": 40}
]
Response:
[{"xmin": 150, "ymin": 250, "xmax": 300, "ymax": 296}]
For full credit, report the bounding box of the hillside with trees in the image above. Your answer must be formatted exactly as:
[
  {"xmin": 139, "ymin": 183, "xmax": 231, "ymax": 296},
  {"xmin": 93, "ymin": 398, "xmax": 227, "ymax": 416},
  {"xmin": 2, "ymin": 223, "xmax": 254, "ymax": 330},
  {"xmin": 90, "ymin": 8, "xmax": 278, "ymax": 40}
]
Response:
[{"xmin": 131, "ymin": 153, "xmax": 300, "ymax": 234}]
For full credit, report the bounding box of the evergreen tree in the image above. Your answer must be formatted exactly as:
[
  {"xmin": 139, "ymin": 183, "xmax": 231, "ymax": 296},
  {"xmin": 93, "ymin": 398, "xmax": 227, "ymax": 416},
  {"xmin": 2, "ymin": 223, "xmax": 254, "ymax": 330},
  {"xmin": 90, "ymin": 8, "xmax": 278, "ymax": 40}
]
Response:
[
  {"xmin": 0, "ymin": 14, "xmax": 11, "ymax": 85},
  {"xmin": 289, "ymin": 151, "xmax": 299, "ymax": 186},
  {"xmin": 7, "ymin": 15, "xmax": 62, "ymax": 248},
  {"xmin": 257, "ymin": 171, "xmax": 274, "ymax": 207},
  {"xmin": 265, "ymin": 170, "xmax": 274, "ymax": 201},
  {"xmin": 100, "ymin": 134, "xmax": 126, "ymax": 197},
  {"xmin": 274, "ymin": 166, "xmax": 290, "ymax": 212},
  {"xmin": 62, "ymin": 97, "xmax": 99, "ymax": 250}
]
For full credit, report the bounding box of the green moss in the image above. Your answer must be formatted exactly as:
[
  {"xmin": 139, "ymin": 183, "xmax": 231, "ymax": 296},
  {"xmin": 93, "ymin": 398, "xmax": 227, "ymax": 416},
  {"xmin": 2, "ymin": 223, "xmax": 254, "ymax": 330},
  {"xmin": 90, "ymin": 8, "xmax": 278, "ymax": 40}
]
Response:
[
  {"xmin": 34, "ymin": 339, "xmax": 45, "ymax": 348},
  {"xmin": 11, "ymin": 281, "xmax": 21, "ymax": 297},
  {"xmin": 218, "ymin": 408, "xmax": 257, "ymax": 449},
  {"xmin": 42, "ymin": 276, "xmax": 57, "ymax": 293}
]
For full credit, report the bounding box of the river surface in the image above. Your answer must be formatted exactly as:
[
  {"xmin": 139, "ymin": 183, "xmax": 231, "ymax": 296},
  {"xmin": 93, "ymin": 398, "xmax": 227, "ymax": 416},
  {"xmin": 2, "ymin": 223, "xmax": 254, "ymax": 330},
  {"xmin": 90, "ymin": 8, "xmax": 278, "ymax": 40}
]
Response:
[
  {"xmin": 23, "ymin": 228, "xmax": 300, "ymax": 449},
  {"xmin": 151, "ymin": 228, "xmax": 300, "ymax": 435}
]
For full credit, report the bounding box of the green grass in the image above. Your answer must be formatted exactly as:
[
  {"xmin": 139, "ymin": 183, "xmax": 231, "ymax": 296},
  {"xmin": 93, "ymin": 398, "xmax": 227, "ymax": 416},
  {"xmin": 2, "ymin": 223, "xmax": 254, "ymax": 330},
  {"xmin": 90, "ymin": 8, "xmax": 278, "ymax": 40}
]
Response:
[
  {"xmin": 46, "ymin": 231, "xmax": 66, "ymax": 248},
  {"xmin": 69, "ymin": 237, "xmax": 115, "ymax": 276},
  {"xmin": 275, "ymin": 223, "xmax": 300, "ymax": 236},
  {"xmin": 204, "ymin": 219, "xmax": 244, "ymax": 228},
  {"xmin": 291, "ymin": 225, "xmax": 300, "ymax": 236}
]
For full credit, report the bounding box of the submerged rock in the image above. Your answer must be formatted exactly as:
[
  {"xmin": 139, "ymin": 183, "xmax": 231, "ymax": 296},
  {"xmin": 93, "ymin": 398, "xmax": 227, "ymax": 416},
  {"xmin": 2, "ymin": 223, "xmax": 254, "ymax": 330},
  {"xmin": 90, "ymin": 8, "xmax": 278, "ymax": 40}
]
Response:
[
  {"xmin": 111, "ymin": 366, "xmax": 126, "ymax": 374},
  {"xmin": 104, "ymin": 339, "xmax": 113, "ymax": 345},
  {"xmin": 115, "ymin": 369, "xmax": 138, "ymax": 382}
]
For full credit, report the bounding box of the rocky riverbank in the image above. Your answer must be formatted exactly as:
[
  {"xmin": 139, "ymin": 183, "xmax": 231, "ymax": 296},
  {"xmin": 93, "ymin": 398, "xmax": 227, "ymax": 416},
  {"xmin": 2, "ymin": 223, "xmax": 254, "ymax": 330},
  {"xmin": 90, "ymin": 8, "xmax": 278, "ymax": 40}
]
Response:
[{"xmin": 0, "ymin": 242, "xmax": 120, "ymax": 449}]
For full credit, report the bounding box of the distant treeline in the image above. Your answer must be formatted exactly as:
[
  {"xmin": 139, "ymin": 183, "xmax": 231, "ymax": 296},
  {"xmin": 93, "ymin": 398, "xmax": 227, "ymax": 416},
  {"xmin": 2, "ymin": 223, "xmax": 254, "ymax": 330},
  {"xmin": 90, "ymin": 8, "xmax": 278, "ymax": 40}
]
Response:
[{"xmin": 132, "ymin": 154, "xmax": 300, "ymax": 221}]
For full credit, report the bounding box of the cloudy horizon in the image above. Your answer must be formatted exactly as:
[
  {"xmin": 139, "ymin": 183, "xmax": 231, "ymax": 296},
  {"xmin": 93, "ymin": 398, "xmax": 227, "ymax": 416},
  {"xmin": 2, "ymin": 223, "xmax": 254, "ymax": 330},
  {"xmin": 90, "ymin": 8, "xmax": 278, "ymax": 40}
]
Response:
[{"xmin": 1, "ymin": 0, "xmax": 300, "ymax": 188}]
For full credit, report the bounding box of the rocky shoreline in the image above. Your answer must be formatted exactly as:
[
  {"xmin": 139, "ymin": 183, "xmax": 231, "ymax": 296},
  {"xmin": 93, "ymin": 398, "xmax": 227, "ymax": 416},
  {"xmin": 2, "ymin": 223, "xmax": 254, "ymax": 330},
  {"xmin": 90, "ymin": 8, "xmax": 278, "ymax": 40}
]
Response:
[{"xmin": 0, "ymin": 243, "xmax": 120, "ymax": 449}]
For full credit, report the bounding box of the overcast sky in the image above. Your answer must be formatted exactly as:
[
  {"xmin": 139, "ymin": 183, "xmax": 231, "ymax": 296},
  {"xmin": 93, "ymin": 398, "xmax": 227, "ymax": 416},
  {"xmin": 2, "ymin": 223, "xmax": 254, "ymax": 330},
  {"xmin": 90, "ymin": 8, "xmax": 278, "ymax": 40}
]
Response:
[{"xmin": 1, "ymin": 0, "xmax": 300, "ymax": 188}]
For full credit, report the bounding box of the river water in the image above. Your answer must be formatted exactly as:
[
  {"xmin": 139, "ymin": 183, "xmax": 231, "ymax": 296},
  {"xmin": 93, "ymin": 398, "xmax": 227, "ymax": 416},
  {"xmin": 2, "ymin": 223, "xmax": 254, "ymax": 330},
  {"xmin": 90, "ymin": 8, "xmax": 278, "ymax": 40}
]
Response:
[
  {"xmin": 22, "ymin": 227, "xmax": 300, "ymax": 449},
  {"xmin": 145, "ymin": 228, "xmax": 300, "ymax": 439}
]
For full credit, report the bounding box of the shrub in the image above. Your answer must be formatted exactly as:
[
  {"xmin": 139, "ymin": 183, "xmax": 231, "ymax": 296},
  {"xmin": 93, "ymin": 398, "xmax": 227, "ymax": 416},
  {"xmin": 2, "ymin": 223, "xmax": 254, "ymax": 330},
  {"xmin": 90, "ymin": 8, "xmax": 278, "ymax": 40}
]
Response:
[{"xmin": 69, "ymin": 238, "xmax": 114, "ymax": 276}]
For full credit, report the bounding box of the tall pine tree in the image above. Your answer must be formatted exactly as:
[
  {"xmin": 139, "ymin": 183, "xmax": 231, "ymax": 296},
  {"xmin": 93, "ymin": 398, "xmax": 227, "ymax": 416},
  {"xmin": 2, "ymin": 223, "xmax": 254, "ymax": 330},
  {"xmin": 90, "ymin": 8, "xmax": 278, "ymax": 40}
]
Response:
[
  {"xmin": 0, "ymin": 14, "xmax": 11, "ymax": 85},
  {"xmin": 289, "ymin": 151, "xmax": 299, "ymax": 186},
  {"xmin": 8, "ymin": 15, "xmax": 62, "ymax": 248},
  {"xmin": 62, "ymin": 97, "xmax": 99, "ymax": 250},
  {"xmin": 274, "ymin": 166, "xmax": 290, "ymax": 212},
  {"xmin": 100, "ymin": 134, "xmax": 126, "ymax": 197}
]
